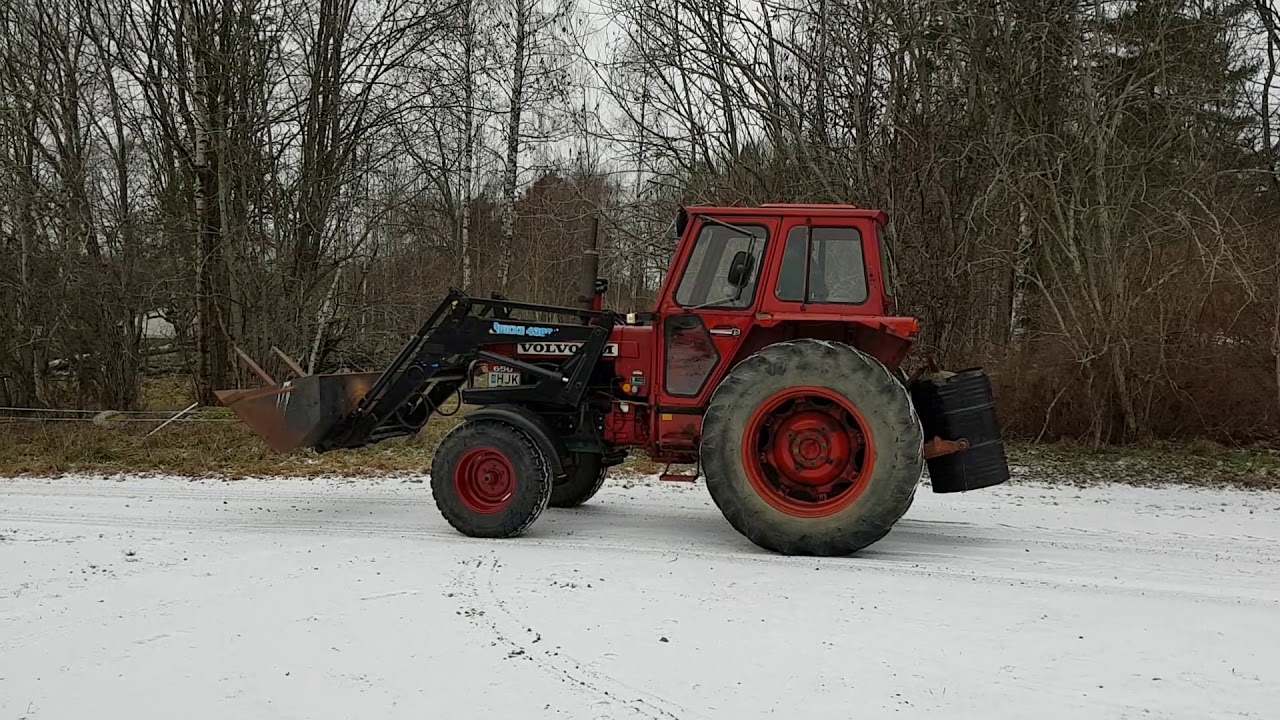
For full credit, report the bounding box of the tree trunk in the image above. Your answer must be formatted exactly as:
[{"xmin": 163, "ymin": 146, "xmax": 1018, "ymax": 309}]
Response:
[
  {"xmin": 460, "ymin": 3, "xmax": 475, "ymax": 289},
  {"xmin": 499, "ymin": 1, "xmax": 529, "ymax": 291},
  {"xmin": 193, "ymin": 119, "xmax": 230, "ymax": 404},
  {"xmin": 1274, "ymin": 272, "xmax": 1280, "ymax": 422},
  {"xmin": 308, "ymin": 268, "xmax": 342, "ymax": 374},
  {"xmin": 1009, "ymin": 201, "xmax": 1033, "ymax": 351}
]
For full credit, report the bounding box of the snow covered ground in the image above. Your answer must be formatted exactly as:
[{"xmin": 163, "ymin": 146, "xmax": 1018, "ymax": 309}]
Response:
[{"xmin": 1, "ymin": 473, "xmax": 1278, "ymax": 720}]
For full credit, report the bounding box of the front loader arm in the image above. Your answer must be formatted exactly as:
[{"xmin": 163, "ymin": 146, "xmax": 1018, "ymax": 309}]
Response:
[
  {"xmin": 218, "ymin": 289, "xmax": 618, "ymax": 454},
  {"xmin": 315, "ymin": 292, "xmax": 617, "ymax": 452}
]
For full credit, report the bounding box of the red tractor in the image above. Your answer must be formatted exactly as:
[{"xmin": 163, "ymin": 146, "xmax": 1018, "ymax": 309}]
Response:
[{"xmin": 218, "ymin": 203, "xmax": 1009, "ymax": 556}]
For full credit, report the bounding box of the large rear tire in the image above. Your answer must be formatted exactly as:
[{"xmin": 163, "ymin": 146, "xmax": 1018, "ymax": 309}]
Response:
[
  {"xmin": 431, "ymin": 419, "xmax": 552, "ymax": 538},
  {"xmin": 701, "ymin": 340, "xmax": 924, "ymax": 556},
  {"xmin": 549, "ymin": 452, "xmax": 607, "ymax": 508}
]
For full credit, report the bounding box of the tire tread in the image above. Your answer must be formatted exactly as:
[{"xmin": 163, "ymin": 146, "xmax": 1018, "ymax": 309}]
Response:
[
  {"xmin": 701, "ymin": 339, "xmax": 924, "ymax": 556},
  {"xmin": 430, "ymin": 419, "xmax": 552, "ymax": 538}
]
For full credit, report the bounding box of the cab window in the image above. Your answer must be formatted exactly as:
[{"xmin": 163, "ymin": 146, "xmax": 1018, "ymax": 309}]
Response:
[
  {"xmin": 775, "ymin": 226, "xmax": 868, "ymax": 304},
  {"xmin": 674, "ymin": 223, "xmax": 768, "ymax": 309}
]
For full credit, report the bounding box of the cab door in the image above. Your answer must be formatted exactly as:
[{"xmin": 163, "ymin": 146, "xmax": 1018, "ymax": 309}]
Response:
[{"xmin": 652, "ymin": 215, "xmax": 779, "ymax": 450}]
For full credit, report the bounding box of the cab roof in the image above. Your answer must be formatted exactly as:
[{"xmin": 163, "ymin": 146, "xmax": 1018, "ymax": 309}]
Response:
[{"xmin": 682, "ymin": 203, "xmax": 889, "ymax": 226}]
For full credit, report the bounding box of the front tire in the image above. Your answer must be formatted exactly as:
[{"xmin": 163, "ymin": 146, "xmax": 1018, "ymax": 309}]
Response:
[
  {"xmin": 700, "ymin": 340, "xmax": 924, "ymax": 556},
  {"xmin": 431, "ymin": 419, "xmax": 553, "ymax": 538}
]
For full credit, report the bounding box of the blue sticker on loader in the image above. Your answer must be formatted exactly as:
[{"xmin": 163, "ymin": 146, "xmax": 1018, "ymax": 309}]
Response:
[{"xmin": 490, "ymin": 322, "xmax": 555, "ymax": 337}]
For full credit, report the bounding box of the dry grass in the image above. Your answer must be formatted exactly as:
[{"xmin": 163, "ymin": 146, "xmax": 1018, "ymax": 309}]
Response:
[
  {"xmin": 140, "ymin": 375, "xmax": 198, "ymax": 411},
  {"xmin": 1, "ymin": 375, "xmax": 1277, "ymax": 487},
  {"xmin": 0, "ymin": 415, "xmax": 462, "ymax": 478},
  {"xmin": 1009, "ymin": 441, "xmax": 1280, "ymax": 491},
  {"xmin": 3, "ymin": 417, "xmax": 1278, "ymax": 490},
  {"xmin": 0, "ymin": 375, "xmax": 465, "ymax": 477},
  {"xmin": 0, "ymin": 413, "xmax": 679, "ymax": 478},
  {"xmin": 0, "ymin": 372, "xmax": 669, "ymax": 477}
]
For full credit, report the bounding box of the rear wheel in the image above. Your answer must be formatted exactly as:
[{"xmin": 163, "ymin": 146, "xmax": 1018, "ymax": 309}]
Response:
[
  {"xmin": 549, "ymin": 452, "xmax": 607, "ymax": 508},
  {"xmin": 431, "ymin": 419, "xmax": 552, "ymax": 538},
  {"xmin": 701, "ymin": 340, "xmax": 924, "ymax": 556}
]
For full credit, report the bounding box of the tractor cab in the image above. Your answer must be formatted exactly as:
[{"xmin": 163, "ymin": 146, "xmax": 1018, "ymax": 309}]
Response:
[
  {"xmin": 667, "ymin": 204, "xmax": 896, "ymax": 315},
  {"xmin": 615, "ymin": 204, "xmax": 923, "ymax": 461},
  {"xmin": 656, "ymin": 204, "xmax": 920, "ymax": 371}
]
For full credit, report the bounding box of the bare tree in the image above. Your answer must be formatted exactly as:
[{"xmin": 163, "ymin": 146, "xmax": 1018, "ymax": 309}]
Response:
[{"xmin": 494, "ymin": 0, "xmax": 576, "ymax": 290}]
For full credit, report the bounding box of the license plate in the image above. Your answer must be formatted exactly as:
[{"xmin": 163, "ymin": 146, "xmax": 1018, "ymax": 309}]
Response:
[{"xmin": 487, "ymin": 365, "xmax": 521, "ymax": 387}]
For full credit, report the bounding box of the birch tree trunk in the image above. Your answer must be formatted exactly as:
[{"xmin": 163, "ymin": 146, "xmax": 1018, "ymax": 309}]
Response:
[
  {"xmin": 1009, "ymin": 201, "xmax": 1033, "ymax": 351},
  {"xmin": 498, "ymin": 0, "xmax": 530, "ymax": 291},
  {"xmin": 460, "ymin": 0, "xmax": 476, "ymax": 289}
]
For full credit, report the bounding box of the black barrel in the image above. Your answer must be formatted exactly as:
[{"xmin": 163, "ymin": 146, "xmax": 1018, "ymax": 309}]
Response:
[{"xmin": 909, "ymin": 368, "xmax": 1011, "ymax": 493}]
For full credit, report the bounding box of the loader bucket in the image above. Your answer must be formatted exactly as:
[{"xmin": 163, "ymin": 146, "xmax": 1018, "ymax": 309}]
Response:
[{"xmin": 214, "ymin": 371, "xmax": 382, "ymax": 453}]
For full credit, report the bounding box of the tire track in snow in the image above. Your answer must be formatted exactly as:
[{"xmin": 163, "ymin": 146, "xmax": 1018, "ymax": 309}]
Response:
[
  {"xmin": 0, "ymin": 535, "xmax": 306, "ymax": 653},
  {"xmin": 894, "ymin": 518, "xmax": 1280, "ymax": 562},
  {"xmin": 4, "ymin": 487, "xmax": 1276, "ymax": 608},
  {"xmin": 0, "ymin": 481, "xmax": 401, "ymax": 505},
  {"xmin": 0, "ymin": 599, "xmax": 189, "ymax": 652},
  {"xmin": 450, "ymin": 553, "xmax": 696, "ymax": 720},
  {"xmin": 0, "ymin": 496, "xmax": 1240, "ymax": 562},
  {"xmin": 10, "ymin": 480, "xmax": 1274, "ymax": 563}
]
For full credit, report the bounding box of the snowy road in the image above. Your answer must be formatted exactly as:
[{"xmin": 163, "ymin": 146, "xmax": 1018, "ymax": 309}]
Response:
[{"xmin": 2, "ymin": 474, "xmax": 1278, "ymax": 719}]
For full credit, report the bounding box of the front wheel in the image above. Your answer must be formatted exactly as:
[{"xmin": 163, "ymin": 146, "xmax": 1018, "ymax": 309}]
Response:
[
  {"xmin": 431, "ymin": 419, "xmax": 553, "ymax": 538},
  {"xmin": 700, "ymin": 339, "xmax": 924, "ymax": 556}
]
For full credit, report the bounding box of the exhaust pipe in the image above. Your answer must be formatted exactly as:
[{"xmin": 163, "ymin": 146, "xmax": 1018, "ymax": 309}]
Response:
[{"xmin": 577, "ymin": 215, "xmax": 602, "ymax": 319}]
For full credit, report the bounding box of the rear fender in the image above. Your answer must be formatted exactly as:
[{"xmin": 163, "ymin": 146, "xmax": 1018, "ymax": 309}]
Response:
[{"xmin": 465, "ymin": 405, "xmax": 567, "ymax": 479}]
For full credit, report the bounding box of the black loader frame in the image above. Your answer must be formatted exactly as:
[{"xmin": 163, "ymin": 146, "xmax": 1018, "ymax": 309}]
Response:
[{"xmin": 219, "ymin": 290, "xmax": 618, "ymax": 462}]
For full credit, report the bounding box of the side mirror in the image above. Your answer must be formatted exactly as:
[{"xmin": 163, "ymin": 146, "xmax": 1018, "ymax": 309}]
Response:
[{"xmin": 726, "ymin": 251, "xmax": 754, "ymax": 288}]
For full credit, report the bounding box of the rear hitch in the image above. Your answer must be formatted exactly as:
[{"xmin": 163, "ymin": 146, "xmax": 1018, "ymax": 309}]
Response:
[{"xmin": 922, "ymin": 436, "xmax": 969, "ymax": 460}]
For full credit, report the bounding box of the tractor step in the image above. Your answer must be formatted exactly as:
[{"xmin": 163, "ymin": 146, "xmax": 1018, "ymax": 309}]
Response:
[{"xmin": 658, "ymin": 462, "xmax": 700, "ymax": 483}]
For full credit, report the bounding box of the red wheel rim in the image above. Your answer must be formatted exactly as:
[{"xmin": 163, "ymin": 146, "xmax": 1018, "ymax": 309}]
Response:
[
  {"xmin": 454, "ymin": 447, "xmax": 516, "ymax": 514},
  {"xmin": 741, "ymin": 386, "xmax": 875, "ymax": 518}
]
